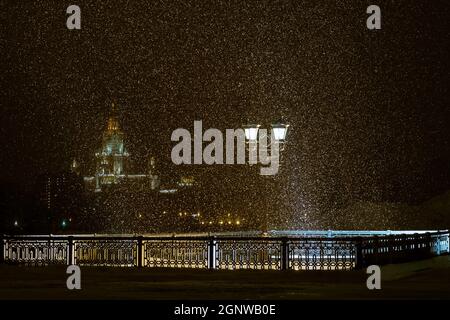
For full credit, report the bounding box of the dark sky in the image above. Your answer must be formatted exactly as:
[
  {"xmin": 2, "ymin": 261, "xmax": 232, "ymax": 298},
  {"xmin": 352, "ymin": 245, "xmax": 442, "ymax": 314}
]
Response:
[{"xmin": 1, "ymin": 1, "xmax": 449, "ymax": 221}]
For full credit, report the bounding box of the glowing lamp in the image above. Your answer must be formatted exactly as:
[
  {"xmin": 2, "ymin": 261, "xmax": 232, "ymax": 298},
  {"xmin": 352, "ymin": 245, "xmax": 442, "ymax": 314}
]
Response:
[
  {"xmin": 243, "ymin": 124, "xmax": 260, "ymax": 142},
  {"xmin": 271, "ymin": 122, "xmax": 289, "ymax": 142}
]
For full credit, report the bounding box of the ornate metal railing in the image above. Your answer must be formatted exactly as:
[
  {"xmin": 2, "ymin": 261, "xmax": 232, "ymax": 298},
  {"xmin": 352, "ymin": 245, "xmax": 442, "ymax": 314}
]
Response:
[
  {"xmin": 215, "ymin": 239, "xmax": 282, "ymax": 270},
  {"xmin": 75, "ymin": 239, "xmax": 137, "ymax": 266},
  {"xmin": 357, "ymin": 231, "xmax": 450, "ymax": 266},
  {"xmin": 289, "ymin": 239, "xmax": 356, "ymax": 270},
  {"xmin": 1, "ymin": 231, "xmax": 448, "ymax": 270},
  {"xmin": 143, "ymin": 239, "xmax": 209, "ymax": 269},
  {"xmin": 2, "ymin": 238, "xmax": 67, "ymax": 266}
]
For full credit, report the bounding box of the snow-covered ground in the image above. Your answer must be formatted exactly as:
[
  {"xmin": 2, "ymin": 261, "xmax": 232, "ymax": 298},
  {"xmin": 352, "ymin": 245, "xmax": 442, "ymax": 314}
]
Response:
[{"xmin": 0, "ymin": 255, "xmax": 448, "ymax": 299}]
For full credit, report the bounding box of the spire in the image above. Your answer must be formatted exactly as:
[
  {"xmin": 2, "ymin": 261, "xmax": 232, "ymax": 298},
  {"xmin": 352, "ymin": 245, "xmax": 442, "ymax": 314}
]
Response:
[
  {"xmin": 111, "ymin": 101, "xmax": 117, "ymax": 116},
  {"xmin": 107, "ymin": 101, "xmax": 120, "ymax": 131}
]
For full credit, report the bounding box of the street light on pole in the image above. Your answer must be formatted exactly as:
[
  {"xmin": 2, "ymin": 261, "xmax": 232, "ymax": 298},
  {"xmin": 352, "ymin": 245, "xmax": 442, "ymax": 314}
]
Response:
[{"xmin": 242, "ymin": 120, "xmax": 290, "ymax": 233}]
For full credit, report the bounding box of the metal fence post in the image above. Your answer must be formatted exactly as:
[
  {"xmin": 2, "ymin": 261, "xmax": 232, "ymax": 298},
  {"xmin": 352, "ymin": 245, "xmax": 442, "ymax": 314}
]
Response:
[
  {"xmin": 425, "ymin": 232, "xmax": 432, "ymax": 256},
  {"xmin": 445, "ymin": 232, "xmax": 450, "ymax": 253},
  {"xmin": 414, "ymin": 233, "xmax": 419, "ymax": 254},
  {"xmin": 67, "ymin": 236, "xmax": 74, "ymax": 265},
  {"xmin": 281, "ymin": 238, "xmax": 289, "ymax": 270},
  {"xmin": 47, "ymin": 235, "xmax": 51, "ymax": 264},
  {"xmin": 207, "ymin": 237, "xmax": 216, "ymax": 270},
  {"xmin": 0, "ymin": 235, "xmax": 4, "ymax": 264},
  {"xmin": 388, "ymin": 235, "xmax": 394, "ymax": 264},
  {"xmin": 436, "ymin": 235, "xmax": 441, "ymax": 255},
  {"xmin": 355, "ymin": 237, "xmax": 363, "ymax": 269},
  {"xmin": 373, "ymin": 235, "xmax": 379, "ymax": 265},
  {"xmin": 137, "ymin": 236, "xmax": 143, "ymax": 268}
]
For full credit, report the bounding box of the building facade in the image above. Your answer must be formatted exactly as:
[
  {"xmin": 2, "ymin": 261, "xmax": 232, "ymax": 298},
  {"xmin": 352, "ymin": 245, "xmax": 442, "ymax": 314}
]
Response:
[{"xmin": 94, "ymin": 102, "xmax": 129, "ymax": 191}]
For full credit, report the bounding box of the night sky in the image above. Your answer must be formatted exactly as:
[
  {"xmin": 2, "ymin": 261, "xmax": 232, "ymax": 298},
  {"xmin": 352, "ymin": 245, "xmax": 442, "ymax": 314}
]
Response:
[{"xmin": 1, "ymin": 1, "xmax": 449, "ymax": 228}]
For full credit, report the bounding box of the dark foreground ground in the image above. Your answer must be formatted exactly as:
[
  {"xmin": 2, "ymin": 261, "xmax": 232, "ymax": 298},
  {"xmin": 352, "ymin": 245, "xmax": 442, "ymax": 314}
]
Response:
[{"xmin": 0, "ymin": 256, "xmax": 449, "ymax": 299}]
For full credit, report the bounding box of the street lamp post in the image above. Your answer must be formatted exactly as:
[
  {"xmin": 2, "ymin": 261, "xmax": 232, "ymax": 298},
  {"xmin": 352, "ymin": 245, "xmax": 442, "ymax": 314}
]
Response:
[
  {"xmin": 243, "ymin": 120, "xmax": 290, "ymax": 167},
  {"xmin": 243, "ymin": 120, "xmax": 290, "ymax": 233}
]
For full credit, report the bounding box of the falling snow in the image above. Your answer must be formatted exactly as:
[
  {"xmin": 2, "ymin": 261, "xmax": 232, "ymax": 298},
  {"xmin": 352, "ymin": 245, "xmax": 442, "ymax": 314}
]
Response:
[{"xmin": 1, "ymin": 1, "xmax": 449, "ymax": 233}]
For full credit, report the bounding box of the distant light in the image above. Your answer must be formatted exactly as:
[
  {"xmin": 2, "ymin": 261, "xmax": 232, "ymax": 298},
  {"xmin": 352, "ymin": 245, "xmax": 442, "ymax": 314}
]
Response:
[
  {"xmin": 219, "ymin": 221, "xmax": 224, "ymax": 225},
  {"xmin": 228, "ymin": 221, "xmax": 232, "ymax": 225},
  {"xmin": 159, "ymin": 189, "xmax": 177, "ymax": 194},
  {"xmin": 14, "ymin": 220, "xmax": 18, "ymax": 227},
  {"xmin": 61, "ymin": 220, "xmax": 67, "ymax": 228},
  {"xmin": 236, "ymin": 220, "xmax": 240, "ymax": 225}
]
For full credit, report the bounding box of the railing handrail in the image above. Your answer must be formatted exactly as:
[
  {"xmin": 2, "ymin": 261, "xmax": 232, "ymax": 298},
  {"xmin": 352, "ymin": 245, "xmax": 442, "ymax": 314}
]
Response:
[{"xmin": 2, "ymin": 230, "xmax": 448, "ymax": 242}]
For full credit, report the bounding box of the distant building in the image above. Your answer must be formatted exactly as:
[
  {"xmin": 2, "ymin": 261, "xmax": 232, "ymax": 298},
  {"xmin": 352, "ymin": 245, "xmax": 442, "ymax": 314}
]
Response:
[
  {"xmin": 94, "ymin": 102, "xmax": 129, "ymax": 191},
  {"xmin": 81, "ymin": 102, "xmax": 200, "ymax": 197},
  {"xmin": 148, "ymin": 156, "xmax": 160, "ymax": 190},
  {"xmin": 83, "ymin": 102, "xmax": 163, "ymax": 193},
  {"xmin": 35, "ymin": 170, "xmax": 84, "ymax": 231},
  {"xmin": 37, "ymin": 172, "xmax": 82, "ymax": 210}
]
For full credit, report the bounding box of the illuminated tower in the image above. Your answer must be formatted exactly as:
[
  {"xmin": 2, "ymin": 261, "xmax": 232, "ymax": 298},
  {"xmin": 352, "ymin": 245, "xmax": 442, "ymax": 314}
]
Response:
[{"xmin": 95, "ymin": 102, "xmax": 129, "ymax": 190}]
